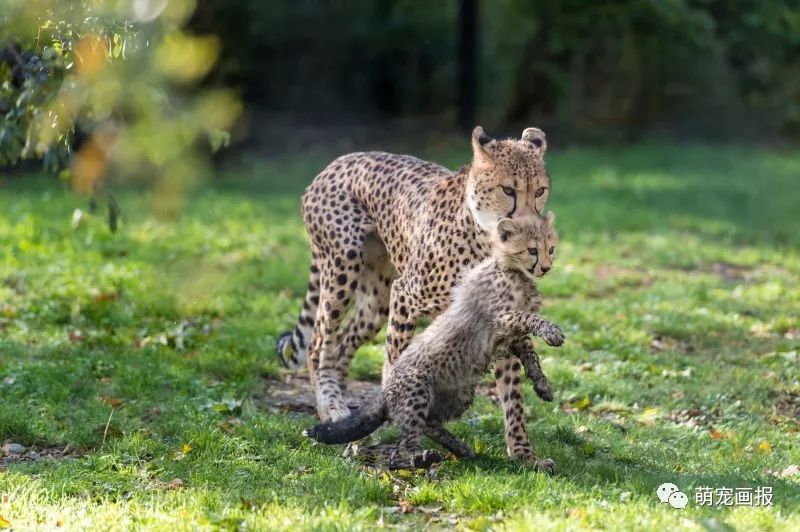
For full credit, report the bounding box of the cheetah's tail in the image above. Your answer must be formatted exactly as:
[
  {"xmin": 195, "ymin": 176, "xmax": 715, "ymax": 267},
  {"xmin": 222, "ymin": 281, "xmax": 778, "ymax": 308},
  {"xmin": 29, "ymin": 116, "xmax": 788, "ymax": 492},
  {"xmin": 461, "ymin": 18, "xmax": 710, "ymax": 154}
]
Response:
[
  {"xmin": 276, "ymin": 330, "xmax": 305, "ymax": 369},
  {"xmin": 303, "ymin": 396, "xmax": 387, "ymax": 444},
  {"xmin": 276, "ymin": 261, "xmax": 320, "ymax": 370}
]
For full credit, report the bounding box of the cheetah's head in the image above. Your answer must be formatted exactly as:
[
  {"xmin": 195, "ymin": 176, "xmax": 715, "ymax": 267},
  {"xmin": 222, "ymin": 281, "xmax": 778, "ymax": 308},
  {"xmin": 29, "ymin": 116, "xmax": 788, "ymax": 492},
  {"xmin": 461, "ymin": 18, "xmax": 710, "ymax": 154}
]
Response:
[
  {"xmin": 493, "ymin": 213, "xmax": 558, "ymax": 280},
  {"xmin": 466, "ymin": 126, "xmax": 550, "ymax": 233}
]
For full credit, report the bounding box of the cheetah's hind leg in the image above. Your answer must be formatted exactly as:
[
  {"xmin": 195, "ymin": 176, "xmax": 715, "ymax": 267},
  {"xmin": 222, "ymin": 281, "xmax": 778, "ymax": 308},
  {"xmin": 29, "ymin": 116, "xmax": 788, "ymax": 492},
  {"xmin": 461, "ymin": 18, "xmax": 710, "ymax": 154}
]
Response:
[
  {"xmin": 346, "ymin": 443, "xmax": 444, "ymax": 470},
  {"xmin": 424, "ymin": 425, "xmax": 475, "ymax": 459}
]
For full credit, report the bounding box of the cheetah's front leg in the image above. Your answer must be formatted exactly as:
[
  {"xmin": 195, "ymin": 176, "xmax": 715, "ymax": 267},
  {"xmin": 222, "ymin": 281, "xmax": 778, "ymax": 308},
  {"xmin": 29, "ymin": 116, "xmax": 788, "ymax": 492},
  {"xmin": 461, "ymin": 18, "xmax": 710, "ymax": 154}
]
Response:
[
  {"xmin": 495, "ymin": 356, "xmax": 556, "ymax": 474},
  {"xmin": 496, "ymin": 311, "xmax": 564, "ymax": 347},
  {"xmin": 510, "ymin": 338, "xmax": 554, "ymax": 402},
  {"xmin": 382, "ymin": 277, "xmax": 420, "ymax": 385}
]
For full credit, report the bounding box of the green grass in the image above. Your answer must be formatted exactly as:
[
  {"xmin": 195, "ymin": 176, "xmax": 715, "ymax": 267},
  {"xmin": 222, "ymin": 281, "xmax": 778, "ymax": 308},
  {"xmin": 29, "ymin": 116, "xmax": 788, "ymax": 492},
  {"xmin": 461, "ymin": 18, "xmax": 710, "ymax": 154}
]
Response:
[{"xmin": 1, "ymin": 141, "xmax": 799, "ymax": 530}]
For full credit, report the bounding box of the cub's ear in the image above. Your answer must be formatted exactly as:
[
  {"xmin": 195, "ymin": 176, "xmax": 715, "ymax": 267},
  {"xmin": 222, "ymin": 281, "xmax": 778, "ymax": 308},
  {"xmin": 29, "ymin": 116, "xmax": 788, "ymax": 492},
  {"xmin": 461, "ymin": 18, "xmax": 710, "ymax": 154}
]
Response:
[
  {"xmin": 521, "ymin": 127, "xmax": 547, "ymax": 157},
  {"xmin": 471, "ymin": 126, "xmax": 494, "ymax": 166},
  {"xmin": 496, "ymin": 218, "xmax": 518, "ymax": 242},
  {"xmin": 545, "ymin": 211, "xmax": 556, "ymax": 227}
]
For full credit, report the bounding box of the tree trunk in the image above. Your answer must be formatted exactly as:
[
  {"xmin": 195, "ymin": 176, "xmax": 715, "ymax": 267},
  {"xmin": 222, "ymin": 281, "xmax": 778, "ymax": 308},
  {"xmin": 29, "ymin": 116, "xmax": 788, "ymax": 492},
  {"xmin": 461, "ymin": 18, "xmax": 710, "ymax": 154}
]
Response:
[{"xmin": 457, "ymin": 0, "xmax": 477, "ymax": 132}]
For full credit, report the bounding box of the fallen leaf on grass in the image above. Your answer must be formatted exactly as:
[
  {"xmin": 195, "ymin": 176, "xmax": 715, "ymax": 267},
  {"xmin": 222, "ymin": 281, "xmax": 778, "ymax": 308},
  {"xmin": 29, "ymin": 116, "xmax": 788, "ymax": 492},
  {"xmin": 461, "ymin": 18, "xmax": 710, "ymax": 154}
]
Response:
[
  {"xmin": 637, "ymin": 407, "xmax": 661, "ymax": 426},
  {"xmin": 0, "ymin": 515, "xmax": 10, "ymax": 528},
  {"xmin": 472, "ymin": 438, "xmax": 486, "ymax": 454},
  {"xmin": 92, "ymin": 292, "xmax": 117, "ymax": 303},
  {"xmin": 561, "ymin": 396, "xmax": 591, "ymax": 414},
  {"xmin": 709, "ymin": 427, "xmax": 728, "ymax": 440},
  {"xmin": 394, "ymin": 468, "xmax": 414, "ymax": 479},
  {"xmin": 68, "ymin": 330, "xmax": 85, "ymax": 343},
  {"xmin": 202, "ymin": 399, "xmax": 243, "ymax": 415},
  {"xmin": 99, "ymin": 396, "xmax": 124, "ymax": 408}
]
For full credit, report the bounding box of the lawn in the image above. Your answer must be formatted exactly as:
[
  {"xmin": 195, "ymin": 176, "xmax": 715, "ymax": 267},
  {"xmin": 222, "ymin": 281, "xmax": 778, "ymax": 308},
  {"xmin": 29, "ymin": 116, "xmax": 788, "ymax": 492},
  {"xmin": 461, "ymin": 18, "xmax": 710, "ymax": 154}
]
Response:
[{"xmin": 0, "ymin": 141, "xmax": 799, "ymax": 530}]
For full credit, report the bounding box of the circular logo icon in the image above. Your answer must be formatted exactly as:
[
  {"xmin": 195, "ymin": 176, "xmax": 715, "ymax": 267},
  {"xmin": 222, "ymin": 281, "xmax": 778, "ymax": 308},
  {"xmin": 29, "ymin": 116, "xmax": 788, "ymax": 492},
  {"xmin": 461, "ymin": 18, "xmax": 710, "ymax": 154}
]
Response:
[
  {"xmin": 656, "ymin": 483, "xmax": 680, "ymax": 504},
  {"xmin": 668, "ymin": 491, "xmax": 689, "ymax": 509}
]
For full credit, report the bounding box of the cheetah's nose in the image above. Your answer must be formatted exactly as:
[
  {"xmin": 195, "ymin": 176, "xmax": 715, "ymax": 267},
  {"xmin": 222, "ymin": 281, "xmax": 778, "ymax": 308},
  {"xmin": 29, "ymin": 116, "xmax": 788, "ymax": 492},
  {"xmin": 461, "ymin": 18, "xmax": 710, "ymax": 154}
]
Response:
[{"xmin": 540, "ymin": 266, "xmax": 550, "ymax": 274}]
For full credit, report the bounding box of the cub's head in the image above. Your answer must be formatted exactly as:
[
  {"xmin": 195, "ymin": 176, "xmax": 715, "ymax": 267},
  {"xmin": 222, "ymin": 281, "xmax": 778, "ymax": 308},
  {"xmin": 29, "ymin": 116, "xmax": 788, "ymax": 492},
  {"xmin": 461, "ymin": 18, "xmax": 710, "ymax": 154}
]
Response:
[
  {"xmin": 493, "ymin": 213, "xmax": 558, "ymax": 280},
  {"xmin": 466, "ymin": 126, "xmax": 550, "ymax": 232}
]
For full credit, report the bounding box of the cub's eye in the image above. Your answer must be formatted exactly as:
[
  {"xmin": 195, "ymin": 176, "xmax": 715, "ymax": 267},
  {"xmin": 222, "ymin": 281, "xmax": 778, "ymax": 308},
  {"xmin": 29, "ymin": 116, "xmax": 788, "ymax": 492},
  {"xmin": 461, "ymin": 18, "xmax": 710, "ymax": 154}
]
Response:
[
  {"xmin": 502, "ymin": 186, "xmax": 516, "ymax": 196},
  {"xmin": 535, "ymin": 186, "xmax": 547, "ymax": 198},
  {"xmin": 528, "ymin": 248, "xmax": 538, "ymax": 256},
  {"xmin": 549, "ymin": 247, "xmax": 555, "ymax": 254}
]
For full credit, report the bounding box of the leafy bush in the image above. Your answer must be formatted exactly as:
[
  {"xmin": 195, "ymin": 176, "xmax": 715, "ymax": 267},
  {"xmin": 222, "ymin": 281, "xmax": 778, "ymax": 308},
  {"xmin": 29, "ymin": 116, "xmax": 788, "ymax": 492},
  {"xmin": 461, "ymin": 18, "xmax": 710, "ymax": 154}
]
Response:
[{"xmin": 1, "ymin": 0, "xmax": 240, "ymax": 219}]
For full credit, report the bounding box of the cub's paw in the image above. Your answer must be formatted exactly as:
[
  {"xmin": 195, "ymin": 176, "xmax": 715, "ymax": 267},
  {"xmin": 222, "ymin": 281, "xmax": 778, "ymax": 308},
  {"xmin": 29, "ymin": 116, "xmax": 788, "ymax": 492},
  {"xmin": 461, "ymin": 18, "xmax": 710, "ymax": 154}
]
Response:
[
  {"xmin": 453, "ymin": 443, "xmax": 476, "ymax": 459},
  {"xmin": 412, "ymin": 449, "xmax": 444, "ymax": 469},
  {"xmin": 532, "ymin": 377, "xmax": 555, "ymax": 402},
  {"xmin": 539, "ymin": 323, "xmax": 564, "ymax": 347},
  {"xmin": 383, "ymin": 448, "xmax": 443, "ymax": 470}
]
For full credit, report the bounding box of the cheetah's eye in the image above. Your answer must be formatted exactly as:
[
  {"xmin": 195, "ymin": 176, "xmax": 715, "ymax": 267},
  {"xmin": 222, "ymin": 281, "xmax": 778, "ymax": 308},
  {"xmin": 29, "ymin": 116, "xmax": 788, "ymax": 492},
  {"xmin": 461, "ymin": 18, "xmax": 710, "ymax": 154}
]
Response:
[
  {"xmin": 502, "ymin": 186, "xmax": 516, "ymax": 197},
  {"xmin": 549, "ymin": 247, "xmax": 555, "ymax": 254},
  {"xmin": 528, "ymin": 248, "xmax": 538, "ymax": 257},
  {"xmin": 535, "ymin": 187, "xmax": 547, "ymax": 198}
]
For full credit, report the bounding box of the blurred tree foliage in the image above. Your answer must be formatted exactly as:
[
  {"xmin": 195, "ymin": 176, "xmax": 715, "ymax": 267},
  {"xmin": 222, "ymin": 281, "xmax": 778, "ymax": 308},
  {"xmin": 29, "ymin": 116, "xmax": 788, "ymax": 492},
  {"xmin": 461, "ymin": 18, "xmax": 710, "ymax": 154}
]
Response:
[
  {"xmin": 2, "ymin": 0, "xmax": 797, "ymax": 185},
  {"xmin": 191, "ymin": 0, "xmax": 800, "ymax": 139},
  {"xmin": 1, "ymin": 0, "xmax": 240, "ymax": 220}
]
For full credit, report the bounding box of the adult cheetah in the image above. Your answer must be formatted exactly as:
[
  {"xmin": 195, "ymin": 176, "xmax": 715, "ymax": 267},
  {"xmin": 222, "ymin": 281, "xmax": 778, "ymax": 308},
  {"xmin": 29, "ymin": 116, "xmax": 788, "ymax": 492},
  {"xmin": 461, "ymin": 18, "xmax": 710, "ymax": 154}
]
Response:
[
  {"xmin": 305, "ymin": 214, "xmax": 563, "ymax": 472},
  {"xmin": 278, "ymin": 126, "xmax": 553, "ymax": 463}
]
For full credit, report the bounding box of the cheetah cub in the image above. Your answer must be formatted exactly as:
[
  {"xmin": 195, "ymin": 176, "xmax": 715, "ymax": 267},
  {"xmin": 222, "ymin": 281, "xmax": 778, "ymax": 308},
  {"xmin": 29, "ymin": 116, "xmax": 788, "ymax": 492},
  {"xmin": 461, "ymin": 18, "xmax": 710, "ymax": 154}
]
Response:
[{"xmin": 305, "ymin": 213, "xmax": 563, "ymax": 471}]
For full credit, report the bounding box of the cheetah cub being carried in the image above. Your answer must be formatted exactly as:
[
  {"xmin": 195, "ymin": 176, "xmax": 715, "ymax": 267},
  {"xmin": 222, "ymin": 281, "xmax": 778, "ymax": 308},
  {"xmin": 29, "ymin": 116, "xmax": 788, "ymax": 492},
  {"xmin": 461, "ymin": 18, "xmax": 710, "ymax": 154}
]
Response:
[{"xmin": 305, "ymin": 213, "xmax": 563, "ymax": 471}]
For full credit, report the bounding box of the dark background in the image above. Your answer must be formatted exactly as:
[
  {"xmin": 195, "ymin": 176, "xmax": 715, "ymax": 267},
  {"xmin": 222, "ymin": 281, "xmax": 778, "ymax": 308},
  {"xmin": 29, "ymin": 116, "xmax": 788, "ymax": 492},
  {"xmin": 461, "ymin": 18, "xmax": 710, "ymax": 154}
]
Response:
[{"xmin": 189, "ymin": 0, "xmax": 800, "ymax": 145}]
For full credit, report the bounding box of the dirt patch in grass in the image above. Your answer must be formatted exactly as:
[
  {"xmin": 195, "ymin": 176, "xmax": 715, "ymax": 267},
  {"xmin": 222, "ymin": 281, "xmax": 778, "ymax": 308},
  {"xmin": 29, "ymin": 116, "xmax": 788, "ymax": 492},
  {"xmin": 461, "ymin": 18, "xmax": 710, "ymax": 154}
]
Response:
[
  {"xmin": 668, "ymin": 261, "xmax": 754, "ymax": 281},
  {"xmin": 258, "ymin": 373, "xmax": 381, "ymax": 415},
  {"xmin": 775, "ymin": 393, "xmax": 800, "ymax": 421},
  {"xmin": 260, "ymin": 373, "xmax": 502, "ymax": 415},
  {"xmin": 0, "ymin": 444, "xmax": 78, "ymax": 469}
]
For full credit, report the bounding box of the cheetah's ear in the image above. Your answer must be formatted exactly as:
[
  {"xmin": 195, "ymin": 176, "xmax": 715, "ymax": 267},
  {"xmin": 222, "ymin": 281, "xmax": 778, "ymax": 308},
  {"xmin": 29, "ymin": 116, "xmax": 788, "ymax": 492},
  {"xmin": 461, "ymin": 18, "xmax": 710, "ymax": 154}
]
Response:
[
  {"xmin": 545, "ymin": 211, "xmax": 556, "ymax": 228},
  {"xmin": 521, "ymin": 127, "xmax": 547, "ymax": 157},
  {"xmin": 471, "ymin": 126, "xmax": 494, "ymax": 167},
  {"xmin": 496, "ymin": 218, "xmax": 518, "ymax": 242}
]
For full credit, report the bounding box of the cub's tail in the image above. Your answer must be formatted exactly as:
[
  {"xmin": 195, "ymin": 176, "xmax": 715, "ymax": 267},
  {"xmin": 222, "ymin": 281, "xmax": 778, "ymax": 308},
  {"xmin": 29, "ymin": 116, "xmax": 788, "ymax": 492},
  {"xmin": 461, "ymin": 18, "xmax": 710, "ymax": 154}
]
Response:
[{"xmin": 303, "ymin": 395, "xmax": 387, "ymax": 444}]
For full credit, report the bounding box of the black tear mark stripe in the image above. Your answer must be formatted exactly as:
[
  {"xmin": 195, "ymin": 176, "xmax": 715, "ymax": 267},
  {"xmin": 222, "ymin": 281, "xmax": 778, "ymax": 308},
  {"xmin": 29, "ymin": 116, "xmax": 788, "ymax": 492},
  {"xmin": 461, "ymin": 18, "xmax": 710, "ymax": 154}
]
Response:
[{"xmin": 507, "ymin": 195, "xmax": 517, "ymax": 218}]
